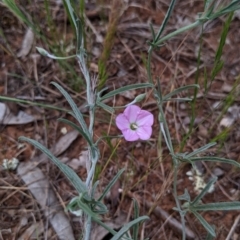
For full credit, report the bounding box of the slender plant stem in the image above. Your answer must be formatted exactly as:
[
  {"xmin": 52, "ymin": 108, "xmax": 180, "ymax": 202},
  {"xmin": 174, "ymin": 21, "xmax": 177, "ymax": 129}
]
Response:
[
  {"xmin": 158, "ymin": 104, "xmax": 175, "ymax": 157},
  {"xmin": 84, "ymin": 216, "xmax": 92, "ymax": 240},
  {"xmin": 173, "ymin": 164, "xmax": 186, "ymax": 240},
  {"xmin": 77, "ymin": 42, "xmax": 97, "ymax": 240},
  {"xmin": 147, "ymin": 47, "xmax": 154, "ymax": 84},
  {"xmin": 146, "ymin": 7, "xmax": 190, "ymax": 238}
]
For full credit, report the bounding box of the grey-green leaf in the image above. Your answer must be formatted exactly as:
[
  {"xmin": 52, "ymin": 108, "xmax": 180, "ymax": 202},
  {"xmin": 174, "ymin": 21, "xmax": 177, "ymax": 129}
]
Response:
[
  {"xmin": 153, "ymin": 0, "xmax": 177, "ymax": 42},
  {"xmin": 206, "ymin": 229, "xmax": 216, "ymax": 240},
  {"xmin": 19, "ymin": 136, "xmax": 87, "ymax": 193},
  {"xmin": 62, "ymin": 0, "xmax": 81, "ymax": 49},
  {"xmin": 77, "ymin": 197, "xmax": 100, "ymax": 220},
  {"xmin": 133, "ymin": 199, "xmax": 140, "ymax": 240},
  {"xmin": 186, "ymin": 142, "xmax": 216, "ymax": 158},
  {"xmin": 163, "ymin": 84, "xmax": 199, "ymax": 101},
  {"xmin": 58, "ymin": 118, "xmax": 92, "ymax": 145},
  {"xmin": 51, "ymin": 82, "xmax": 91, "ymax": 141},
  {"xmin": 193, "ymin": 201, "xmax": 240, "ymax": 211},
  {"xmin": 192, "ymin": 211, "xmax": 215, "ymax": 237},
  {"xmin": 111, "ymin": 216, "xmax": 149, "ymax": 240},
  {"xmin": 58, "ymin": 118, "xmax": 97, "ymax": 158},
  {"xmin": 100, "ymin": 83, "xmax": 154, "ymax": 101},
  {"xmin": 191, "ymin": 177, "xmax": 217, "ymax": 206},
  {"xmin": 98, "ymin": 168, "xmax": 125, "ymax": 202},
  {"xmin": 190, "ymin": 156, "xmax": 240, "ymax": 168},
  {"xmin": 97, "ymin": 101, "xmax": 115, "ymax": 114},
  {"xmin": 178, "ymin": 189, "xmax": 191, "ymax": 202}
]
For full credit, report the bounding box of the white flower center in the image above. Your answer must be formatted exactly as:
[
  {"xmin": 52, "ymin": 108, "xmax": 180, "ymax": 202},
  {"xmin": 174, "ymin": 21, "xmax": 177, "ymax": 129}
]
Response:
[{"xmin": 130, "ymin": 123, "xmax": 138, "ymax": 130}]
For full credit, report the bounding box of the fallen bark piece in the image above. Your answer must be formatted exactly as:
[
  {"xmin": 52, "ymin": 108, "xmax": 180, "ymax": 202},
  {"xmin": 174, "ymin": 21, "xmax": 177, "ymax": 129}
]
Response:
[
  {"xmin": 18, "ymin": 222, "xmax": 44, "ymax": 240},
  {"xmin": 17, "ymin": 162, "xmax": 75, "ymax": 240},
  {"xmin": 17, "ymin": 28, "xmax": 34, "ymax": 58},
  {"xmin": 90, "ymin": 212, "xmax": 128, "ymax": 240}
]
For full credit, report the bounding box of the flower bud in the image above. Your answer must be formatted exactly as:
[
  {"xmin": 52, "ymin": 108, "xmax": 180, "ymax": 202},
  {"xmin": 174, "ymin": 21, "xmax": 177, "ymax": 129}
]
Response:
[
  {"xmin": 126, "ymin": 93, "xmax": 146, "ymax": 107},
  {"xmin": 36, "ymin": 47, "xmax": 49, "ymax": 56}
]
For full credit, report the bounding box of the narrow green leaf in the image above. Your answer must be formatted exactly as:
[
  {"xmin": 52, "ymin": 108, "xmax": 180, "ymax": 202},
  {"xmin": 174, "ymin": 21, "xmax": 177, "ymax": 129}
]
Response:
[
  {"xmin": 91, "ymin": 180, "xmax": 99, "ymax": 199},
  {"xmin": 159, "ymin": 121, "xmax": 174, "ymax": 155},
  {"xmin": 51, "ymin": 82, "xmax": 91, "ymax": 140},
  {"xmin": 98, "ymin": 168, "xmax": 125, "ymax": 202},
  {"xmin": 93, "ymin": 201, "xmax": 108, "ymax": 214},
  {"xmin": 76, "ymin": 17, "xmax": 84, "ymax": 53},
  {"xmin": 77, "ymin": 198, "xmax": 100, "ymax": 220},
  {"xmin": 149, "ymin": 23, "xmax": 156, "ymax": 41},
  {"xmin": 2, "ymin": 0, "xmax": 34, "ymax": 29},
  {"xmin": 163, "ymin": 84, "xmax": 199, "ymax": 101},
  {"xmin": 100, "ymin": 83, "xmax": 154, "ymax": 101},
  {"xmin": 178, "ymin": 189, "xmax": 191, "ymax": 202},
  {"xmin": 154, "ymin": 0, "xmax": 177, "ymax": 42},
  {"xmin": 193, "ymin": 201, "xmax": 240, "ymax": 211},
  {"xmin": 62, "ymin": 0, "xmax": 80, "ymax": 48},
  {"xmin": 192, "ymin": 211, "xmax": 215, "ymax": 237},
  {"xmin": 156, "ymin": 77, "xmax": 163, "ymax": 101},
  {"xmin": 206, "ymin": 229, "xmax": 216, "ymax": 240},
  {"xmin": 211, "ymin": 60, "xmax": 224, "ymax": 82},
  {"xmin": 191, "ymin": 177, "xmax": 217, "ymax": 206},
  {"xmin": 58, "ymin": 118, "xmax": 92, "ymax": 147},
  {"xmin": 97, "ymin": 101, "xmax": 114, "ymax": 114},
  {"xmin": 19, "ymin": 137, "xmax": 87, "ymax": 194},
  {"xmin": 163, "ymin": 98, "xmax": 193, "ymax": 102},
  {"xmin": 67, "ymin": 196, "xmax": 83, "ymax": 216},
  {"xmin": 94, "ymin": 218, "xmax": 117, "ymax": 236},
  {"xmin": 208, "ymin": 12, "xmax": 234, "ymax": 91},
  {"xmin": 190, "ymin": 156, "xmax": 240, "ymax": 168},
  {"xmin": 203, "ymin": 0, "xmax": 215, "ymax": 19},
  {"xmin": 0, "ymin": 95, "xmax": 69, "ymax": 113},
  {"xmin": 204, "ymin": 0, "xmax": 214, "ymax": 12},
  {"xmin": 58, "ymin": 118, "xmax": 97, "ymax": 158},
  {"xmin": 186, "ymin": 142, "xmax": 216, "ymax": 158},
  {"xmin": 111, "ymin": 216, "xmax": 149, "ymax": 240},
  {"xmin": 93, "ymin": 218, "xmax": 132, "ymax": 240},
  {"xmin": 210, "ymin": 2, "xmax": 240, "ymax": 20},
  {"xmin": 133, "ymin": 199, "xmax": 140, "ymax": 240}
]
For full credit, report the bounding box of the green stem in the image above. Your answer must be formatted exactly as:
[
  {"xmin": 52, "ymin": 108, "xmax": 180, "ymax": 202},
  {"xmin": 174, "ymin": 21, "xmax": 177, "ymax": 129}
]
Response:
[
  {"xmin": 147, "ymin": 47, "xmax": 154, "ymax": 84},
  {"xmin": 84, "ymin": 216, "xmax": 92, "ymax": 240},
  {"xmin": 76, "ymin": 19, "xmax": 99, "ymax": 240},
  {"xmin": 173, "ymin": 164, "xmax": 186, "ymax": 240}
]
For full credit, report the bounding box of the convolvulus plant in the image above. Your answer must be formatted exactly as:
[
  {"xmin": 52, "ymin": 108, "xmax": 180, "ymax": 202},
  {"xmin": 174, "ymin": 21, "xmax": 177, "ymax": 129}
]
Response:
[
  {"xmin": 19, "ymin": 1, "xmax": 151, "ymax": 239},
  {"xmin": 4, "ymin": 0, "xmax": 239, "ymax": 239},
  {"xmin": 146, "ymin": 0, "xmax": 240, "ymax": 239}
]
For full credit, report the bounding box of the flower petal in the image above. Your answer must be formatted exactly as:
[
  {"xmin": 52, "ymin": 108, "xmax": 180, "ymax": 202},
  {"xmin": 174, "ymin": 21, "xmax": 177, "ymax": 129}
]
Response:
[
  {"xmin": 136, "ymin": 126, "xmax": 152, "ymax": 140},
  {"xmin": 122, "ymin": 129, "xmax": 139, "ymax": 141},
  {"xmin": 136, "ymin": 110, "xmax": 154, "ymax": 126},
  {"xmin": 124, "ymin": 105, "xmax": 141, "ymax": 122},
  {"xmin": 116, "ymin": 114, "xmax": 130, "ymax": 130},
  {"xmin": 116, "ymin": 105, "xmax": 154, "ymax": 141}
]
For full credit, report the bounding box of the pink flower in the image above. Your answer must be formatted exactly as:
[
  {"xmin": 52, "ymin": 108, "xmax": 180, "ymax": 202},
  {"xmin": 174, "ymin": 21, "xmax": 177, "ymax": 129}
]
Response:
[{"xmin": 116, "ymin": 105, "xmax": 154, "ymax": 141}]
